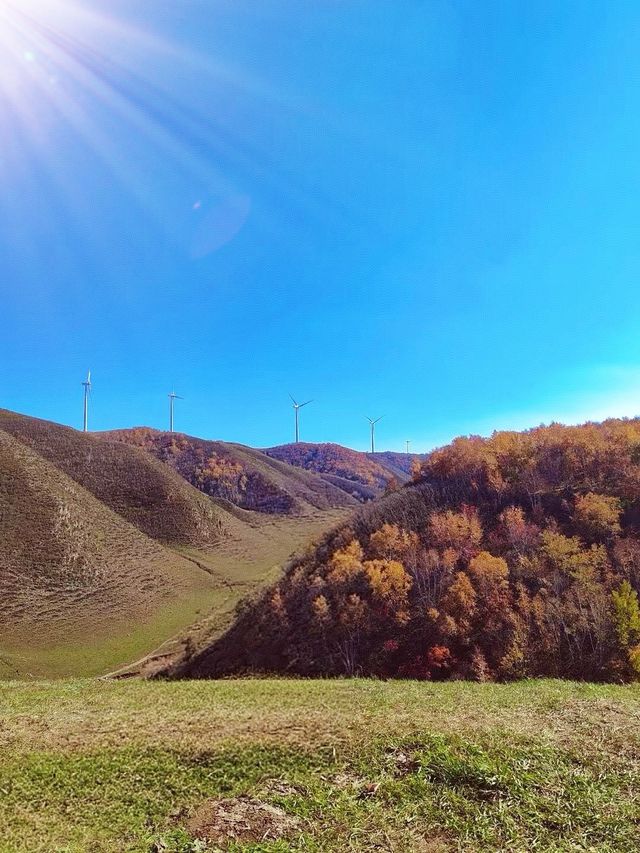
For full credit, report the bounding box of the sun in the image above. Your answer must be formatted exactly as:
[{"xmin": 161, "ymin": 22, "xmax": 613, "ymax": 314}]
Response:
[
  {"xmin": 0, "ymin": 0, "xmax": 267, "ymax": 260},
  {"xmin": 0, "ymin": 0, "xmax": 160, "ymax": 154},
  {"xmin": 0, "ymin": 0, "xmax": 80, "ymax": 101}
]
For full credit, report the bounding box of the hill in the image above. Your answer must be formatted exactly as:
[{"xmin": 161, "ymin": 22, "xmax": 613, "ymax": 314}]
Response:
[
  {"xmin": 373, "ymin": 449, "xmax": 426, "ymax": 479},
  {"xmin": 174, "ymin": 418, "xmax": 640, "ymax": 683},
  {"xmin": 0, "ymin": 409, "xmax": 227, "ymax": 546},
  {"xmin": 264, "ymin": 442, "xmax": 425, "ymax": 500},
  {"xmin": 104, "ymin": 428, "xmax": 359, "ymax": 514},
  {"xmin": 0, "ymin": 410, "xmax": 349, "ymax": 678},
  {"xmin": 2, "ymin": 678, "xmax": 638, "ymax": 851},
  {"xmin": 0, "ymin": 426, "xmax": 226, "ymax": 677}
]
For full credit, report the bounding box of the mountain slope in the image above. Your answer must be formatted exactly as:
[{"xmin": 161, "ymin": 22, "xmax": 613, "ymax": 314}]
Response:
[
  {"xmin": 172, "ymin": 418, "xmax": 640, "ymax": 683},
  {"xmin": 264, "ymin": 443, "xmax": 425, "ymax": 499},
  {"xmin": 372, "ymin": 450, "xmax": 425, "ymax": 480},
  {"xmin": 0, "ymin": 410, "xmax": 227, "ymax": 546},
  {"xmin": 0, "ymin": 427, "xmax": 223, "ymax": 676},
  {"xmin": 0, "ymin": 410, "xmax": 356, "ymax": 678},
  {"xmin": 104, "ymin": 428, "xmax": 359, "ymax": 514}
]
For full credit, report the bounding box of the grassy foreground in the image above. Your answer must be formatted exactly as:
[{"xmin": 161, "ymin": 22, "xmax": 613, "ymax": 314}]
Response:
[{"xmin": 1, "ymin": 678, "xmax": 639, "ymax": 852}]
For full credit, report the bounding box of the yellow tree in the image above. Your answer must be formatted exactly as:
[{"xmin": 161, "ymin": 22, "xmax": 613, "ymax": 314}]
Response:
[
  {"xmin": 327, "ymin": 539, "xmax": 364, "ymax": 585},
  {"xmin": 440, "ymin": 571, "xmax": 477, "ymax": 640},
  {"xmin": 428, "ymin": 507, "xmax": 483, "ymax": 559},
  {"xmin": 573, "ymin": 492, "xmax": 622, "ymax": 543},
  {"xmin": 369, "ymin": 523, "xmax": 419, "ymax": 562},
  {"xmin": 363, "ymin": 558, "xmax": 412, "ymax": 623},
  {"xmin": 611, "ymin": 581, "xmax": 640, "ymax": 678}
]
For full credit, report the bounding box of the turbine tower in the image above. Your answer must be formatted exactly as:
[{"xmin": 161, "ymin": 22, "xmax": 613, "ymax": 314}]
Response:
[
  {"xmin": 290, "ymin": 395, "xmax": 312, "ymax": 443},
  {"xmin": 168, "ymin": 390, "xmax": 183, "ymax": 433},
  {"xmin": 366, "ymin": 416, "xmax": 383, "ymax": 454},
  {"xmin": 81, "ymin": 370, "xmax": 91, "ymax": 433},
  {"xmin": 406, "ymin": 440, "xmax": 411, "ymax": 454}
]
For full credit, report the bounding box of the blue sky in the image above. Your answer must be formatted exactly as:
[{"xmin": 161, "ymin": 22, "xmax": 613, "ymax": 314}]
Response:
[{"xmin": 3, "ymin": 0, "xmax": 640, "ymax": 452}]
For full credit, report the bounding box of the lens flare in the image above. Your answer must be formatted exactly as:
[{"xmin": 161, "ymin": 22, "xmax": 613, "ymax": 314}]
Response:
[
  {"xmin": 0, "ymin": 0, "xmax": 259, "ymax": 259},
  {"xmin": 0, "ymin": 0, "xmax": 344, "ymax": 274}
]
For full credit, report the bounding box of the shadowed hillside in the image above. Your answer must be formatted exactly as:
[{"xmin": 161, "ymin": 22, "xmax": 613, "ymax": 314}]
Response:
[
  {"xmin": 264, "ymin": 442, "xmax": 425, "ymax": 500},
  {"xmin": 172, "ymin": 418, "xmax": 640, "ymax": 683},
  {"xmin": 104, "ymin": 428, "xmax": 359, "ymax": 515},
  {"xmin": 0, "ymin": 427, "xmax": 223, "ymax": 676},
  {"xmin": 0, "ymin": 410, "xmax": 227, "ymax": 546},
  {"xmin": 372, "ymin": 450, "xmax": 426, "ymax": 479}
]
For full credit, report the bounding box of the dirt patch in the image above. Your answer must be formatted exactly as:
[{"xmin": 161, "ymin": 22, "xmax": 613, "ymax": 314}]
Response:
[
  {"xmin": 413, "ymin": 837, "xmax": 452, "ymax": 852},
  {"xmin": 259, "ymin": 779, "xmax": 308, "ymax": 798},
  {"xmin": 186, "ymin": 796, "xmax": 300, "ymax": 846},
  {"xmin": 385, "ymin": 746, "xmax": 421, "ymax": 776},
  {"xmin": 331, "ymin": 771, "xmax": 365, "ymax": 789}
]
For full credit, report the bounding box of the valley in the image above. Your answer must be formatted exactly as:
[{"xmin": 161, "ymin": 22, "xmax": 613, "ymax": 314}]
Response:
[
  {"xmin": 3, "ymin": 410, "xmax": 640, "ymax": 851},
  {"xmin": 0, "ymin": 410, "xmax": 352, "ymax": 679}
]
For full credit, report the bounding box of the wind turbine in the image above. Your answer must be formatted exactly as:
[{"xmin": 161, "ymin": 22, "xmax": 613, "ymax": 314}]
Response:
[
  {"xmin": 406, "ymin": 440, "xmax": 411, "ymax": 455},
  {"xmin": 168, "ymin": 390, "xmax": 183, "ymax": 433},
  {"xmin": 81, "ymin": 370, "xmax": 91, "ymax": 433},
  {"xmin": 366, "ymin": 416, "xmax": 383, "ymax": 454},
  {"xmin": 290, "ymin": 395, "xmax": 312, "ymax": 443}
]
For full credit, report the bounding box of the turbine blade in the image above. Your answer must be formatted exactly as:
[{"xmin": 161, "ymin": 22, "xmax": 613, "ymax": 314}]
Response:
[
  {"xmin": 299, "ymin": 400, "xmax": 313, "ymax": 408},
  {"xmin": 289, "ymin": 394, "xmax": 298, "ymax": 406}
]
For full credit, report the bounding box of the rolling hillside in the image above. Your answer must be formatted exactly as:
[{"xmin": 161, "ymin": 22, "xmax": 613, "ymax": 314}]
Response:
[
  {"xmin": 0, "ymin": 410, "xmax": 227, "ymax": 546},
  {"xmin": 264, "ymin": 442, "xmax": 425, "ymax": 500},
  {"xmin": 173, "ymin": 418, "xmax": 640, "ymax": 683},
  {"xmin": 0, "ymin": 410, "xmax": 352, "ymax": 678},
  {"xmin": 373, "ymin": 450, "xmax": 425, "ymax": 479},
  {"xmin": 0, "ymin": 426, "xmax": 224, "ymax": 677},
  {"xmin": 104, "ymin": 428, "xmax": 359, "ymax": 514}
]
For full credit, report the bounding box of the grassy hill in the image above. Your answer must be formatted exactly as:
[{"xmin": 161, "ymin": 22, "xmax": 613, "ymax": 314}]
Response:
[
  {"xmin": 1, "ymin": 677, "xmax": 638, "ymax": 851},
  {"xmin": 0, "ymin": 426, "xmax": 226, "ymax": 678},
  {"xmin": 173, "ymin": 418, "xmax": 640, "ymax": 683},
  {"xmin": 264, "ymin": 442, "xmax": 425, "ymax": 500},
  {"xmin": 0, "ymin": 411, "xmax": 350, "ymax": 679},
  {"xmin": 0, "ymin": 410, "xmax": 227, "ymax": 546},
  {"xmin": 104, "ymin": 428, "xmax": 360, "ymax": 514}
]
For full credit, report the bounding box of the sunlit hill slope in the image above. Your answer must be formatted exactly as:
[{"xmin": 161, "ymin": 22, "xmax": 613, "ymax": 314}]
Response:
[
  {"xmin": 0, "ymin": 411, "xmax": 352, "ymax": 678},
  {"xmin": 173, "ymin": 418, "xmax": 640, "ymax": 683},
  {"xmin": 264, "ymin": 442, "xmax": 425, "ymax": 501},
  {"xmin": 104, "ymin": 428, "xmax": 359, "ymax": 514}
]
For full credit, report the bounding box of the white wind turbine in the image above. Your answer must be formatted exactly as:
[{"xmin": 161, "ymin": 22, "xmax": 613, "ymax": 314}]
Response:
[
  {"xmin": 290, "ymin": 395, "xmax": 312, "ymax": 443},
  {"xmin": 81, "ymin": 370, "xmax": 91, "ymax": 433},
  {"xmin": 168, "ymin": 390, "xmax": 183, "ymax": 433},
  {"xmin": 366, "ymin": 415, "xmax": 383, "ymax": 453}
]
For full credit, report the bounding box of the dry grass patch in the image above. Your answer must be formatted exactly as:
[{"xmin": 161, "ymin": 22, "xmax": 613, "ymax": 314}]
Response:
[{"xmin": 1, "ymin": 679, "xmax": 639, "ymax": 851}]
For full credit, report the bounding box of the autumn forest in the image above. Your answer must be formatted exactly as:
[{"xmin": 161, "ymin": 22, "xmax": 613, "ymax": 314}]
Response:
[{"xmin": 178, "ymin": 418, "xmax": 640, "ymax": 683}]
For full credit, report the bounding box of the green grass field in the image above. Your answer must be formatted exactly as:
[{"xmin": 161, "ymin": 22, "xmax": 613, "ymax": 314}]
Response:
[
  {"xmin": 0, "ymin": 511, "xmax": 345, "ymax": 681},
  {"xmin": 1, "ymin": 678, "xmax": 639, "ymax": 852}
]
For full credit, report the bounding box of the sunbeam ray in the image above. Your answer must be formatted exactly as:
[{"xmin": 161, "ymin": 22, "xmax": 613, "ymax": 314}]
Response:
[{"xmin": 1, "ymin": 0, "xmax": 367, "ymax": 279}]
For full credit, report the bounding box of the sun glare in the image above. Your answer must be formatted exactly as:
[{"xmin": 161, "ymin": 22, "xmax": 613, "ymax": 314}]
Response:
[
  {"xmin": 0, "ymin": 0, "xmax": 308, "ymax": 264},
  {"xmin": 0, "ymin": 0, "xmax": 233, "ymax": 214}
]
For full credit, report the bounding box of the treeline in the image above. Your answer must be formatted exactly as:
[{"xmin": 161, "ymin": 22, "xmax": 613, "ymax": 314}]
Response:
[{"xmin": 176, "ymin": 419, "xmax": 640, "ymax": 682}]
